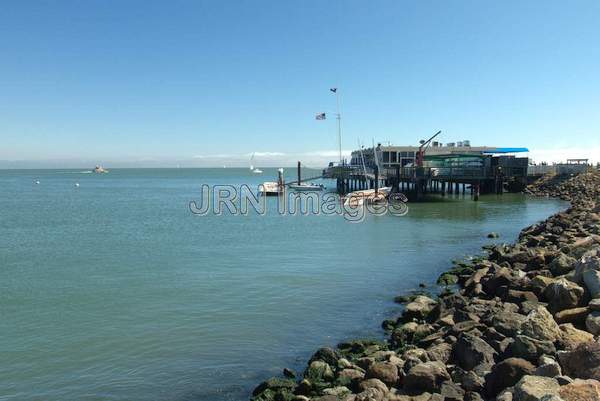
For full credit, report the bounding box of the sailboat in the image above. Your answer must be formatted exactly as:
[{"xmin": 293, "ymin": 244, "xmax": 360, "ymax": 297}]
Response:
[{"xmin": 249, "ymin": 153, "xmax": 263, "ymax": 174}]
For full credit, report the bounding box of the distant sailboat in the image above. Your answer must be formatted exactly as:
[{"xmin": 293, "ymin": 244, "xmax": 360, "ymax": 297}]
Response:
[{"xmin": 249, "ymin": 153, "xmax": 263, "ymax": 174}]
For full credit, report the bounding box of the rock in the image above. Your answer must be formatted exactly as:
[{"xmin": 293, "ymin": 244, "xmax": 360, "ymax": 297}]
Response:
[
  {"xmin": 505, "ymin": 335, "xmax": 557, "ymax": 363},
  {"xmin": 557, "ymin": 341, "xmax": 600, "ymax": 380},
  {"xmin": 252, "ymin": 377, "xmax": 297, "ymax": 397},
  {"xmin": 590, "ymin": 299, "xmax": 600, "ymax": 311},
  {"xmin": 558, "ymin": 324, "xmax": 595, "ymax": 351},
  {"xmin": 322, "ymin": 386, "xmax": 352, "ymax": 397},
  {"xmin": 403, "ymin": 296, "xmax": 437, "ymax": 320},
  {"xmin": 532, "ymin": 276, "xmax": 557, "ymax": 294},
  {"xmin": 586, "ymin": 311, "xmax": 600, "ymax": 335},
  {"xmin": 489, "ymin": 232, "xmax": 500, "ymax": 238},
  {"xmin": 534, "ymin": 356, "xmax": 562, "ymax": 378},
  {"xmin": 544, "ymin": 279, "xmax": 585, "ymax": 312},
  {"xmin": 465, "ymin": 392, "xmax": 485, "ymax": 401},
  {"xmin": 403, "ymin": 361, "xmax": 450, "ymax": 394},
  {"xmin": 283, "ymin": 368, "xmax": 296, "ymax": 379},
  {"xmin": 338, "ymin": 368, "xmax": 365, "ymax": 382},
  {"xmin": 309, "ymin": 347, "xmax": 341, "ymax": 367},
  {"xmin": 365, "ymin": 362, "xmax": 399, "ymax": 387},
  {"xmin": 426, "ymin": 342, "xmax": 452, "ymax": 364},
  {"xmin": 558, "ymin": 378, "xmax": 600, "ymax": 401},
  {"xmin": 507, "ymin": 290, "xmax": 539, "ymax": 304},
  {"xmin": 549, "ymin": 253, "xmax": 577, "ymax": 276},
  {"xmin": 497, "ymin": 390, "xmax": 514, "ymax": 401},
  {"xmin": 554, "ymin": 307, "xmax": 590, "ymax": 325},
  {"xmin": 305, "ymin": 360, "xmax": 335, "ymax": 382},
  {"xmin": 585, "ymin": 269, "xmax": 600, "ymax": 298},
  {"xmin": 521, "ymin": 305, "xmax": 562, "ymax": 342},
  {"xmin": 453, "ymin": 332, "xmax": 497, "ymax": 372},
  {"xmin": 484, "ymin": 358, "xmax": 536, "ymax": 397},
  {"xmin": 574, "ymin": 254, "xmax": 600, "ymax": 285},
  {"xmin": 453, "ymin": 368, "xmax": 484, "ymax": 392},
  {"xmin": 354, "ymin": 387, "xmax": 386, "ymax": 401},
  {"xmin": 492, "ymin": 311, "xmax": 527, "ymax": 337},
  {"xmin": 513, "ymin": 375, "xmax": 560, "ymax": 401},
  {"xmin": 440, "ymin": 381, "xmax": 465, "ymax": 401},
  {"xmin": 358, "ymin": 378, "xmax": 388, "ymax": 394}
]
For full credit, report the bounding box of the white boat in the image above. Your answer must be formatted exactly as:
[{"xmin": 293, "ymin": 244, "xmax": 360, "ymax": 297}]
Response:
[
  {"xmin": 94, "ymin": 165, "xmax": 109, "ymax": 174},
  {"xmin": 343, "ymin": 187, "xmax": 392, "ymax": 207},
  {"xmin": 249, "ymin": 153, "xmax": 263, "ymax": 174},
  {"xmin": 258, "ymin": 181, "xmax": 281, "ymax": 196},
  {"xmin": 288, "ymin": 183, "xmax": 325, "ymax": 191}
]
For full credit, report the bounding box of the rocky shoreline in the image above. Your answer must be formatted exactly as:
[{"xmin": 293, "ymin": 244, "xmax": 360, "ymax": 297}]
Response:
[{"xmin": 251, "ymin": 170, "xmax": 600, "ymax": 401}]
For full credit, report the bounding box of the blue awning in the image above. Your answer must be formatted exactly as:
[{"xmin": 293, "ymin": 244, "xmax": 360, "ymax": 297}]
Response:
[{"xmin": 483, "ymin": 147, "xmax": 529, "ymax": 154}]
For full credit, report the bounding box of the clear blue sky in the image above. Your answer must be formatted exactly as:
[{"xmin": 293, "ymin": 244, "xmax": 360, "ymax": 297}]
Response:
[{"xmin": 1, "ymin": 0, "xmax": 599, "ymax": 167}]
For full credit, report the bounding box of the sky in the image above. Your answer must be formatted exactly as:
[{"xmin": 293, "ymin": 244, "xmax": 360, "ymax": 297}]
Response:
[{"xmin": 1, "ymin": 0, "xmax": 599, "ymax": 168}]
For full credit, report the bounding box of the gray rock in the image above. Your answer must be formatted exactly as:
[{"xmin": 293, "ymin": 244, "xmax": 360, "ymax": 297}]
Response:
[
  {"xmin": 584, "ymin": 269, "xmax": 600, "ymax": 299},
  {"xmin": 440, "ymin": 381, "xmax": 465, "ymax": 401},
  {"xmin": 403, "ymin": 295, "xmax": 437, "ymax": 320},
  {"xmin": 590, "ymin": 298, "xmax": 600, "ymax": 311},
  {"xmin": 493, "ymin": 311, "xmax": 527, "ymax": 336},
  {"xmin": 549, "ymin": 253, "xmax": 576, "ymax": 276},
  {"xmin": 544, "ymin": 279, "xmax": 584, "ymax": 312},
  {"xmin": 453, "ymin": 332, "xmax": 497, "ymax": 371},
  {"xmin": 506, "ymin": 335, "xmax": 557, "ymax": 363},
  {"xmin": 521, "ymin": 305, "xmax": 562, "ymax": 342},
  {"xmin": 586, "ymin": 311, "xmax": 600, "ymax": 335},
  {"xmin": 513, "ymin": 375, "xmax": 560, "ymax": 401},
  {"xmin": 534, "ymin": 356, "xmax": 562, "ymax": 378},
  {"xmin": 403, "ymin": 361, "xmax": 450, "ymax": 394}
]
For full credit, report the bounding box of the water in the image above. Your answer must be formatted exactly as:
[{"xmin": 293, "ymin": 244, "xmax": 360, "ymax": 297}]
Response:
[{"xmin": 0, "ymin": 169, "xmax": 566, "ymax": 401}]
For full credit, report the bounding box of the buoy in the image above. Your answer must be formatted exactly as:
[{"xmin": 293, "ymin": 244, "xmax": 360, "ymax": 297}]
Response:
[{"xmin": 75, "ymin": 183, "xmax": 80, "ymax": 187}]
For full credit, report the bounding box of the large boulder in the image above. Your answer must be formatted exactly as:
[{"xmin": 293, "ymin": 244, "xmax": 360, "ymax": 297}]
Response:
[
  {"xmin": 558, "ymin": 341, "xmax": 600, "ymax": 380},
  {"xmin": 544, "ymin": 279, "xmax": 584, "ymax": 312},
  {"xmin": 558, "ymin": 378, "xmax": 600, "ymax": 401},
  {"xmin": 554, "ymin": 307, "xmax": 590, "ymax": 325},
  {"xmin": 558, "ymin": 323, "xmax": 595, "ymax": 351},
  {"xmin": 453, "ymin": 332, "xmax": 497, "ymax": 372},
  {"xmin": 309, "ymin": 347, "xmax": 341, "ymax": 366},
  {"xmin": 586, "ymin": 311, "xmax": 600, "ymax": 335},
  {"xmin": 403, "ymin": 361, "xmax": 450, "ymax": 394},
  {"xmin": 492, "ymin": 311, "xmax": 527, "ymax": 337},
  {"xmin": 403, "ymin": 296, "xmax": 437, "ymax": 320},
  {"xmin": 521, "ymin": 305, "xmax": 562, "ymax": 342},
  {"xmin": 513, "ymin": 375, "xmax": 560, "ymax": 401},
  {"xmin": 365, "ymin": 362, "xmax": 399, "ymax": 387},
  {"xmin": 584, "ymin": 270, "xmax": 600, "ymax": 299},
  {"xmin": 549, "ymin": 253, "xmax": 577, "ymax": 276},
  {"xmin": 505, "ymin": 335, "xmax": 556, "ymax": 363},
  {"xmin": 484, "ymin": 357, "xmax": 535, "ymax": 397}
]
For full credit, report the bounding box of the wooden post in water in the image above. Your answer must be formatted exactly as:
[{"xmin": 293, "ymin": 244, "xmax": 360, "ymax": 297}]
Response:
[
  {"xmin": 297, "ymin": 161, "xmax": 301, "ymax": 185},
  {"xmin": 474, "ymin": 181, "xmax": 480, "ymax": 201},
  {"xmin": 374, "ymin": 165, "xmax": 379, "ymax": 194}
]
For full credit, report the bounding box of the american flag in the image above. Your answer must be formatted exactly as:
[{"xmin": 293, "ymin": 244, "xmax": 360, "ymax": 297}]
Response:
[{"xmin": 315, "ymin": 112, "xmax": 326, "ymax": 120}]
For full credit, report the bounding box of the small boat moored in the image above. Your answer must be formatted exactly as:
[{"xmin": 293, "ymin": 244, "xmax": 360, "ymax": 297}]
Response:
[{"xmin": 288, "ymin": 183, "xmax": 326, "ymax": 192}]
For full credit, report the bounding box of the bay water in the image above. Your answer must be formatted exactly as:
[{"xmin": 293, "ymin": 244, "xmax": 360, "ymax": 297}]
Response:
[{"xmin": 0, "ymin": 168, "xmax": 566, "ymax": 401}]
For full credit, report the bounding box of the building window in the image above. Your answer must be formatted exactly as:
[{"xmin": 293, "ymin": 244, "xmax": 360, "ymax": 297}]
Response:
[
  {"xmin": 390, "ymin": 152, "xmax": 397, "ymax": 163},
  {"xmin": 383, "ymin": 151, "xmax": 390, "ymax": 163}
]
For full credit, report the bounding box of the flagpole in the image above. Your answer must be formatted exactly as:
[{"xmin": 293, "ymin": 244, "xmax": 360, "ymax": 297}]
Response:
[{"xmin": 335, "ymin": 90, "xmax": 342, "ymax": 165}]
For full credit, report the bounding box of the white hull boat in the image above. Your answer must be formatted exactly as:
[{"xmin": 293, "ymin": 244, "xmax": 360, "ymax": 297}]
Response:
[{"xmin": 288, "ymin": 183, "xmax": 325, "ymax": 192}]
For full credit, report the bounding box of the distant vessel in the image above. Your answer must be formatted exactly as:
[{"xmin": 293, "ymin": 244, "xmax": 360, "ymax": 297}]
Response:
[
  {"xmin": 94, "ymin": 165, "xmax": 109, "ymax": 174},
  {"xmin": 343, "ymin": 187, "xmax": 392, "ymax": 207},
  {"xmin": 249, "ymin": 153, "xmax": 263, "ymax": 174},
  {"xmin": 289, "ymin": 183, "xmax": 325, "ymax": 192},
  {"xmin": 258, "ymin": 181, "xmax": 280, "ymax": 196}
]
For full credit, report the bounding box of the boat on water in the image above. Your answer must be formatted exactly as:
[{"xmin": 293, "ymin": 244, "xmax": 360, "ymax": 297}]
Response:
[
  {"xmin": 93, "ymin": 165, "xmax": 109, "ymax": 174},
  {"xmin": 343, "ymin": 187, "xmax": 392, "ymax": 207},
  {"xmin": 258, "ymin": 181, "xmax": 281, "ymax": 196},
  {"xmin": 288, "ymin": 183, "xmax": 326, "ymax": 191},
  {"xmin": 249, "ymin": 153, "xmax": 263, "ymax": 174}
]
